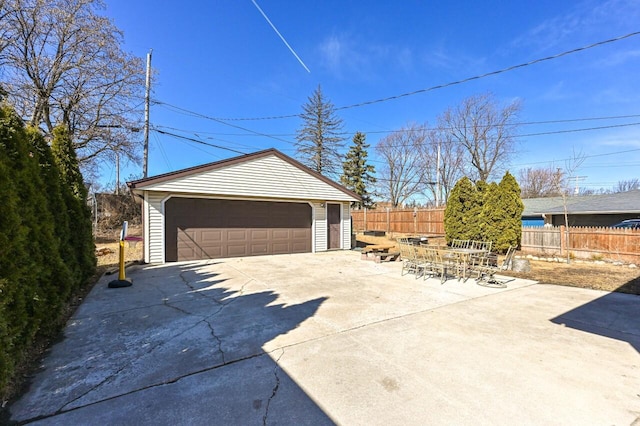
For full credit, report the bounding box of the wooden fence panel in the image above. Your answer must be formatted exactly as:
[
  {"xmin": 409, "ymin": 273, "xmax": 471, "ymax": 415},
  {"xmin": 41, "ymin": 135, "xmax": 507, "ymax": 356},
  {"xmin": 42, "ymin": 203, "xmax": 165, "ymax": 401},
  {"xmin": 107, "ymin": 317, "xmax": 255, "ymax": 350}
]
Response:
[
  {"xmin": 521, "ymin": 226, "xmax": 561, "ymax": 254},
  {"xmin": 351, "ymin": 207, "xmax": 445, "ymax": 235},
  {"xmin": 521, "ymin": 226, "xmax": 640, "ymax": 262},
  {"xmin": 568, "ymin": 226, "xmax": 640, "ymax": 258}
]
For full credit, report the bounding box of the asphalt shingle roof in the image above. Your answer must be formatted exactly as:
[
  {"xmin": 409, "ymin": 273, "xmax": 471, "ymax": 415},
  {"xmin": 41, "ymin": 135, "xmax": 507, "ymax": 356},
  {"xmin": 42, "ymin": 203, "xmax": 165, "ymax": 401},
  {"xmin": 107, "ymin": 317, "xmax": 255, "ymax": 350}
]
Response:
[{"xmin": 522, "ymin": 190, "xmax": 640, "ymax": 215}]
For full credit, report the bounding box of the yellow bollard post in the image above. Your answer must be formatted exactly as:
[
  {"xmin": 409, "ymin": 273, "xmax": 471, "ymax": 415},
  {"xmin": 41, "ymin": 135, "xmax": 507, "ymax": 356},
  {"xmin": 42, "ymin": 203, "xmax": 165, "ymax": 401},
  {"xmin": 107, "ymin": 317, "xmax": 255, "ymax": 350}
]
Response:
[
  {"xmin": 118, "ymin": 239, "xmax": 126, "ymax": 281},
  {"xmin": 109, "ymin": 221, "xmax": 132, "ymax": 288}
]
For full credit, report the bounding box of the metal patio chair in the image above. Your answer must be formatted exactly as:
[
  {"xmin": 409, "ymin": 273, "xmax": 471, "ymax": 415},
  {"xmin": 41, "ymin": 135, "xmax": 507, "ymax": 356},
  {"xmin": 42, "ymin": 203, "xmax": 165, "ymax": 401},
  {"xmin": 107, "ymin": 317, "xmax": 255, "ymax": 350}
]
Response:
[{"xmin": 474, "ymin": 245, "xmax": 516, "ymax": 288}]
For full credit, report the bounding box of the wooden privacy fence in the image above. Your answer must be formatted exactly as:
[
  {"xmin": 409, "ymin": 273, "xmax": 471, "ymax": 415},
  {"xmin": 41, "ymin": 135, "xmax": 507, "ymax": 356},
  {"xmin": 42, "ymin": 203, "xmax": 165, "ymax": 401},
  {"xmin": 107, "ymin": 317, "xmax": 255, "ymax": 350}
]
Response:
[
  {"xmin": 351, "ymin": 207, "xmax": 445, "ymax": 235},
  {"xmin": 521, "ymin": 226, "xmax": 640, "ymax": 263},
  {"xmin": 351, "ymin": 208, "xmax": 640, "ymax": 262}
]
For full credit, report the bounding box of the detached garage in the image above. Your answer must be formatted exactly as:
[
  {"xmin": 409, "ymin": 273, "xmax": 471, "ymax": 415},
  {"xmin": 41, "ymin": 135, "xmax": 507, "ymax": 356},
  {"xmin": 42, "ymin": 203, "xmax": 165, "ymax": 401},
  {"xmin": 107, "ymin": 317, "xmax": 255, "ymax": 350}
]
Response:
[{"xmin": 128, "ymin": 149, "xmax": 360, "ymax": 263}]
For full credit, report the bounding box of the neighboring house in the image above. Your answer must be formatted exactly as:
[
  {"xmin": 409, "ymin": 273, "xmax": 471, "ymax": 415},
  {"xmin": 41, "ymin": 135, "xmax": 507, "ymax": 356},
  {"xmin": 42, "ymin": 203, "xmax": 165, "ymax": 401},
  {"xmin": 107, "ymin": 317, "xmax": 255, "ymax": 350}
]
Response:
[
  {"xmin": 128, "ymin": 149, "xmax": 360, "ymax": 264},
  {"xmin": 522, "ymin": 190, "xmax": 640, "ymax": 227}
]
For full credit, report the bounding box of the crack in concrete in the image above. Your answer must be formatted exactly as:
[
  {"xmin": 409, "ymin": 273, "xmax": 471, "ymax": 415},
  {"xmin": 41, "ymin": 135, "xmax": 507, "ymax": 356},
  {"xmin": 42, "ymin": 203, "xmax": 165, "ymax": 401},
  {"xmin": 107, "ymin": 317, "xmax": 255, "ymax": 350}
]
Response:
[
  {"xmin": 38, "ymin": 263, "xmax": 255, "ymax": 423},
  {"xmin": 174, "ymin": 265, "xmax": 255, "ymax": 370},
  {"xmin": 24, "ymin": 349, "xmax": 280, "ymax": 425},
  {"xmin": 263, "ymin": 348, "xmax": 284, "ymax": 426},
  {"xmin": 202, "ymin": 314, "xmax": 226, "ymax": 365},
  {"xmin": 57, "ymin": 357, "xmax": 131, "ymax": 415},
  {"xmin": 54, "ymin": 267, "xmax": 227, "ymax": 415}
]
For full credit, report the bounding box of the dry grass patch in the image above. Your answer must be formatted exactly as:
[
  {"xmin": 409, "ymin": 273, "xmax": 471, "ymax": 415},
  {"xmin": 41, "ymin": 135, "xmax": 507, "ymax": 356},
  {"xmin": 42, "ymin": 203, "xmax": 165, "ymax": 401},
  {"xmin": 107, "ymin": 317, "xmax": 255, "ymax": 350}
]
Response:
[{"xmin": 505, "ymin": 259, "xmax": 640, "ymax": 295}]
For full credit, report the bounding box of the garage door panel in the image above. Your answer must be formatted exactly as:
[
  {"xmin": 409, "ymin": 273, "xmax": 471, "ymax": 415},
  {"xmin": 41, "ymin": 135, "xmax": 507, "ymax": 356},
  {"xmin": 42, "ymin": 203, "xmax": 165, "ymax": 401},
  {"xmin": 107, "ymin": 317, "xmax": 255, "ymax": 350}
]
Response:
[
  {"xmin": 227, "ymin": 244, "xmax": 249, "ymax": 257},
  {"xmin": 165, "ymin": 198, "xmax": 312, "ymax": 261},
  {"xmin": 272, "ymin": 229, "xmax": 291, "ymax": 240},
  {"xmin": 250, "ymin": 243, "xmax": 269, "ymax": 255},
  {"xmin": 272, "ymin": 242, "xmax": 290, "ymax": 254},
  {"xmin": 227, "ymin": 229, "xmax": 248, "ymax": 241},
  {"xmin": 177, "ymin": 230, "xmax": 199, "ymax": 260},
  {"xmin": 292, "ymin": 229, "xmax": 310, "ymax": 239},
  {"xmin": 201, "ymin": 229, "xmax": 223, "ymax": 243},
  {"xmin": 250, "ymin": 229, "xmax": 269, "ymax": 240},
  {"xmin": 291, "ymin": 242, "xmax": 309, "ymax": 253}
]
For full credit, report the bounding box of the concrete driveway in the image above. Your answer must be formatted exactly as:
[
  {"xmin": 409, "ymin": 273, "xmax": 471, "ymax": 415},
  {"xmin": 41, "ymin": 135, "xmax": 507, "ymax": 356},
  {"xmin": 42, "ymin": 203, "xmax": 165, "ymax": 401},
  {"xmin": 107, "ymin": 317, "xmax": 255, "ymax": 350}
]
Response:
[{"xmin": 9, "ymin": 251, "xmax": 640, "ymax": 425}]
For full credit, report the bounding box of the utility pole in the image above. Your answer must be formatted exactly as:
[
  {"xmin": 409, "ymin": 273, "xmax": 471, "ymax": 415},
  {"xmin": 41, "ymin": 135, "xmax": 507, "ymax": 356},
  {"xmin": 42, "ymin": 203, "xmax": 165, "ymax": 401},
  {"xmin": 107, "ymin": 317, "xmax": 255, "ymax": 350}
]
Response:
[
  {"xmin": 570, "ymin": 175, "xmax": 587, "ymax": 195},
  {"xmin": 435, "ymin": 143, "xmax": 441, "ymax": 207},
  {"xmin": 143, "ymin": 49, "xmax": 152, "ymax": 178},
  {"xmin": 115, "ymin": 152, "xmax": 120, "ymax": 195}
]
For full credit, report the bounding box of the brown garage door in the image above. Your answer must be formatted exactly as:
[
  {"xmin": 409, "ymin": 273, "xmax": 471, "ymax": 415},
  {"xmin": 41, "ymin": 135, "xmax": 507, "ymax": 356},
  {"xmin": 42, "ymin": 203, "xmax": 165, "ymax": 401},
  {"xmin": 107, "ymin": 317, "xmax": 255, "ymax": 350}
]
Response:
[{"xmin": 165, "ymin": 198, "xmax": 312, "ymax": 261}]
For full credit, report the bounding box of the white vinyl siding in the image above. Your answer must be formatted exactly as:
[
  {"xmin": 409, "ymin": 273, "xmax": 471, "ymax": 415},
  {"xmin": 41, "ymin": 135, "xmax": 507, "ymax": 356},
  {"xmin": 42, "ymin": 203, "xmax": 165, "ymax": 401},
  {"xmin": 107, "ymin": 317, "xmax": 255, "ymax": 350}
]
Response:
[
  {"xmin": 314, "ymin": 202, "xmax": 327, "ymax": 252},
  {"xmin": 342, "ymin": 203, "xmax": 351, "ymax": 249},
  {"xmin": 147, "ymin": 191, "xmax": 167, "ymax": 264},
  {"xmin": 140, "ymin": 155, "xmax": 356, "ymax": 202}
]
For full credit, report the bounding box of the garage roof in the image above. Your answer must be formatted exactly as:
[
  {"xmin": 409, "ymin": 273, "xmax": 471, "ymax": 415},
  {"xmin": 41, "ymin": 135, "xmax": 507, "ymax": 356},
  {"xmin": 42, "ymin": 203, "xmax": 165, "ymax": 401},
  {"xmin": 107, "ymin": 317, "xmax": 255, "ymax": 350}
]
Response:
[{"xmin": 128, "ymin": 148, "xmax": 361, "ymax": 202}]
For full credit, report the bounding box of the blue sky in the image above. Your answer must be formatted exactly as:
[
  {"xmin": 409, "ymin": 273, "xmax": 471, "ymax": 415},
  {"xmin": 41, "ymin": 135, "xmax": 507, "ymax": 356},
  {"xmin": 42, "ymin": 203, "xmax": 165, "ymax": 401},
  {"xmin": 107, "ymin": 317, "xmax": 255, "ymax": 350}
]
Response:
[{"xmin": 103, "ymin": 0, "xmax": 640, "ymax": 195}]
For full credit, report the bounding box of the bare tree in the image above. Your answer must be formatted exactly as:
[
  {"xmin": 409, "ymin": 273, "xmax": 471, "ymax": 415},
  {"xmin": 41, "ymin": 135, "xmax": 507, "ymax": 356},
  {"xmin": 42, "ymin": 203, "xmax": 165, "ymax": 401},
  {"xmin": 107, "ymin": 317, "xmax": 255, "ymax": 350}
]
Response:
[
  {"xmin": 418, "ymin": 124, "xmax": 466, "ymax": 205},
  {"xmin": 551, "ymin": 150, "xmax": 586, "ymax": 264},
  {"xmin": 614, "ymin": 179, "xmax": 640, "ymax": 193},
  {"xmin": 518, "ymin": 166, "xmax": 564, "ymax": 198},
  {"xmin": 376, "ymin": 123, "xmax": 425, "ymax": 207},
  {"xmin": 0, "ymin": 0, "xmax": 145, "ymax": 173},
  {"xmin": 440, "ymin": 92, "xmax": 521, "ymax": 182}
]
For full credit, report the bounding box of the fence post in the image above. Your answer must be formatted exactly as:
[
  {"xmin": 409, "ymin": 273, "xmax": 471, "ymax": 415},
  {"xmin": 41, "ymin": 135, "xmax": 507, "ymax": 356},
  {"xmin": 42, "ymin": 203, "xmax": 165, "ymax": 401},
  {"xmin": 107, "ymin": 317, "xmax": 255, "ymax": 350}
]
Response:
[
  {"xmin": 560, "ymin": 225, "xmax": 565, "ymax": 256},
  {"xmin": 386, "ymin": 207, "xmax": 390, "ymax": 234},
  {"xmin": 364, "ymin": 207, "xmax": 367, "ymax": 231}
]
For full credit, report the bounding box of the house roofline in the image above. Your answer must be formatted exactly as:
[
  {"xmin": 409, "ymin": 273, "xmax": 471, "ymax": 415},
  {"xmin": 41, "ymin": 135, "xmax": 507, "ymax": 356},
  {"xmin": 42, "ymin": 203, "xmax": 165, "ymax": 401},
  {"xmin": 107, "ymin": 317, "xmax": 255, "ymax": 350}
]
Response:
[{"xmin": 127, "ymin": 148, "xmax": 362, "ymax": 201}]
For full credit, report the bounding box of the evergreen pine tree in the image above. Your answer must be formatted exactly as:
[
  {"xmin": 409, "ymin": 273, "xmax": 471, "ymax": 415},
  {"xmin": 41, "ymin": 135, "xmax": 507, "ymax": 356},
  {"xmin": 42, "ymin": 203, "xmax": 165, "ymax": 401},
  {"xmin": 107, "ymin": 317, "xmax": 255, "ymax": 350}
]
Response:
[
  {"xmin": 296, "ymin": 85, "xmax": 345, "ymax": 178},
  {"xmin": 340, "ymin": 132, "xmax": 376, "ymax": 209}
]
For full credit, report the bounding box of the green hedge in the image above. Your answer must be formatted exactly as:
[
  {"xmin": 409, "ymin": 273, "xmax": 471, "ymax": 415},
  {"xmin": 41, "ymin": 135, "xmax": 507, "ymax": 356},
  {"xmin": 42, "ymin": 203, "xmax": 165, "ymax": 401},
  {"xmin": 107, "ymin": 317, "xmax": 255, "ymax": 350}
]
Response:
[
  {"xmin": 0, "ymin": 105, "xmax": 95, "ymax": 397},
  {"xmin": 444, "ymin": 172, "xmax": 523, "ymax": 252}
]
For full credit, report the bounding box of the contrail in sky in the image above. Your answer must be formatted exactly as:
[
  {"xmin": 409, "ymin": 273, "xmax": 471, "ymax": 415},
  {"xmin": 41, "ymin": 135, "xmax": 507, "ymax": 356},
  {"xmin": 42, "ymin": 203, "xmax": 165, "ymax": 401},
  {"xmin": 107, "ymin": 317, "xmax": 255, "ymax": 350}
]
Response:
[{"xmin": 251, "ymin": 0, "xmax": 311, "ymax": 73}]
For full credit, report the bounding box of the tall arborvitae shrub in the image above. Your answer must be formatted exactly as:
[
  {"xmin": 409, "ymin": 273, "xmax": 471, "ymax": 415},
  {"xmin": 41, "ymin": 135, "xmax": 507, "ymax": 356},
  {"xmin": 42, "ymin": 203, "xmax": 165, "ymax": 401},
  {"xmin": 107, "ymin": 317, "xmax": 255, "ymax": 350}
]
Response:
[
  {"xmin": 444, "ymin": 177, "xmax": 477, "ymax": 243},
  {"xmin": 480, "ymin": 182, "xmax": 501, "ymax": 247},
  {"xmin": 492, "ymin": 172, "xmax": 523, "ymax": 251},
  {"xmin": 445, "ymin": 173, "xmax": 523, "ymax": 252},
  {"xmin": 51, "ymin": 125, "xmax": 96, "ymax": 285},
  {"xmin": 0, "ymin": 108, "xmax": 96, "ymax": 397},
  {"xmin": 27, "ymin": 127, "xmax": 74, "ymax": 314},
  {"xmin": 0, "ymin": 105, "xmax": 44, "ymax": 390},
  {"xmin": 469, "ymin": 180, "xmax": 488, "ymax": 240},
  {"xmin": 0, "ymin": 151, "xmax": 24, "ymax": 392}
]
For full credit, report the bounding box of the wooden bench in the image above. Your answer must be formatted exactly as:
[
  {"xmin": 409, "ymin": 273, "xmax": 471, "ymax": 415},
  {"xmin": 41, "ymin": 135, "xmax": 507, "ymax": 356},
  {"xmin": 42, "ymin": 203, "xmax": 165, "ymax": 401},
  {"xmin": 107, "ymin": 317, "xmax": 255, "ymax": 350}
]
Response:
[
  {"xmin": 373, "ymin": 251, "xmax": 401, "ymax": 263},
  {"xmin": 361, "ymin": 244, "xmax": 398, "ymax": 261}
]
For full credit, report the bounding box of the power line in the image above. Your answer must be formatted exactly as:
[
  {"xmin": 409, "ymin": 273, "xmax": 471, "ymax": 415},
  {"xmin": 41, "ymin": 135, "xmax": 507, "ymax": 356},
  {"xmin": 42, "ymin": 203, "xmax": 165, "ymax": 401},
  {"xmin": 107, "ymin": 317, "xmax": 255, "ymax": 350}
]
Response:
[
  {"xmin": 152, "ymin": 113, "xmax": 640, "ymax": 138},
  {"xmin": 156, "ymin": 102, "xmax": 297, "ymax": 145},
  {"xmin": 513, "ymin": 147, "xmax": 640, "ymax": 168},
  {"xmin": 344, "ymin": 121, "xmax": 640, "ymax": 153},
  {"xmin": 157, "ymin": 30, "xmax": 640, "ymax": 122},
  {"xmin": 153, "ymin": 129, "xmax": 247, "ymax": 155},
  {"xmin": 517, "ymin": 121, "xmax": 640, "ymax": 138}
]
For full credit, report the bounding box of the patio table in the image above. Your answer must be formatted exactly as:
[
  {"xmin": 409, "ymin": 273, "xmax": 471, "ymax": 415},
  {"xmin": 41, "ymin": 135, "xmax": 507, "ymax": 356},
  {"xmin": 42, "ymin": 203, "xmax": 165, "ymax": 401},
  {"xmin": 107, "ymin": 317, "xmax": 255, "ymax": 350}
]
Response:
[{"xmin": 445, "ymin": 247, "xmax": 488, "ymax": 280}]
